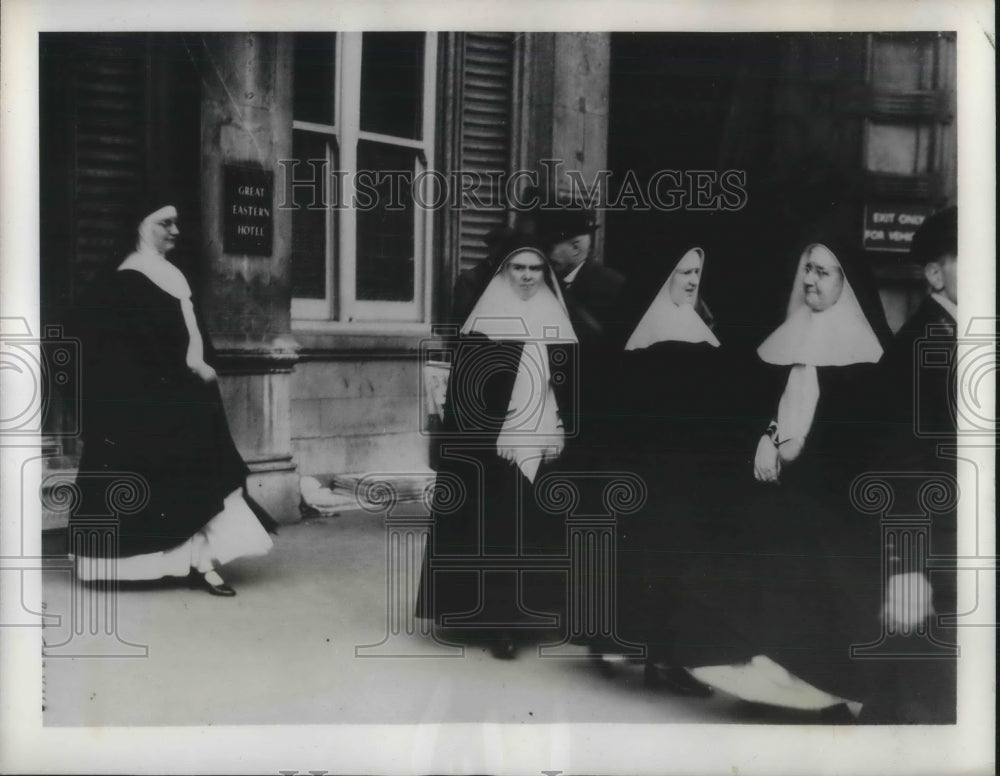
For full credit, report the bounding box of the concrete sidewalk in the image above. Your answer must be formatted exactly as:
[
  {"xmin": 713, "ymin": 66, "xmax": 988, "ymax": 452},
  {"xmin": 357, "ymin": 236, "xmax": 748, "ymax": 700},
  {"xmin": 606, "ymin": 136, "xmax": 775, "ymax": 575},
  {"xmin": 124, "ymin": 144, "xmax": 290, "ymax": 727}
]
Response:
[{"xmin": 42, "ymin": 511, "xmax": 829, "ymax": 727}]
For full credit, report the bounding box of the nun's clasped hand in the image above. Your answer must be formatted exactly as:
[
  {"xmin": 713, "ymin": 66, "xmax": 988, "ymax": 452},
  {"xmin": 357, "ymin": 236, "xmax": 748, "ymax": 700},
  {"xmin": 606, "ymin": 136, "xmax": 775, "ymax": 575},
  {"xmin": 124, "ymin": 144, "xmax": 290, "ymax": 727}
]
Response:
[
  {"xmin": 189, "ymin": 360, "xmax": 217, "ymax": 383},
  {"xmin": 496, "ymin": 436, "xmax": 563, "ymax": 465},
  {"xmin": 753, "ymin": 434, "xmax": 781, "ymax": 483}
]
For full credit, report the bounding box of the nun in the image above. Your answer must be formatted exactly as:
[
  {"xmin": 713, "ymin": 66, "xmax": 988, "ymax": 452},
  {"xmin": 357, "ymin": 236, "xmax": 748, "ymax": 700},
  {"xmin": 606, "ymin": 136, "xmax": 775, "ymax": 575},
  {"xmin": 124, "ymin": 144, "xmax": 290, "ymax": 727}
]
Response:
[
  {"xmin": 73, "ymin": 196, "xmax": 276, "ymax": 596},
  {"xmin": 415, "ymin": 236, "xmax": 578, "ymax": 660},
  {"xmin": 672, "ymin": 213, "xmax": 896, "ymax": 719},
  {"xmin": 610, "ymin": 237, "xmax": 756, "ymax": 695}
]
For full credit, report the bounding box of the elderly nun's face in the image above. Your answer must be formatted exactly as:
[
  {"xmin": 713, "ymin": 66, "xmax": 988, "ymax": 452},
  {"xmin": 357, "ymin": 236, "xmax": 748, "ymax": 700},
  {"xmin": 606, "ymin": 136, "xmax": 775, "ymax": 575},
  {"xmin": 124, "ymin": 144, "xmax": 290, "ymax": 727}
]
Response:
[
  {"xmin": 504, "ymin": 250, "xmax": 546, "ymax": 301},
  {"xmin": 802, "ymin": 244, "xmax": 845, "ymax": 312},
  {"xmin": 666, "ymin": 249, "xmax": 703, "ymax": 306},
  {"xmin": 142, "ymin": 206, "xmax": 180, "ymax": 254}
]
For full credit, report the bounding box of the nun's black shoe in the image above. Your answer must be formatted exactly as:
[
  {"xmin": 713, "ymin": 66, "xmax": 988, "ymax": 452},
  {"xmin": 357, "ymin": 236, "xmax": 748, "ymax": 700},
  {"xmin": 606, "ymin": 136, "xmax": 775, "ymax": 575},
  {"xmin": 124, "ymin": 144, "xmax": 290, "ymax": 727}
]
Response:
[
  {"xmin": 587, "ymin": 645, "xmax": 619, "ymax": 678},
  {"xmin": 489, "ymin": 634, "xmax": 518, "ymax": 660},
  {"xmin": 190, "ymin": 571, "xmax": 236, "ymax": 597},
  {"xmin": 644, "ymin": 663, "xmax": 714, "ymax": 697}
]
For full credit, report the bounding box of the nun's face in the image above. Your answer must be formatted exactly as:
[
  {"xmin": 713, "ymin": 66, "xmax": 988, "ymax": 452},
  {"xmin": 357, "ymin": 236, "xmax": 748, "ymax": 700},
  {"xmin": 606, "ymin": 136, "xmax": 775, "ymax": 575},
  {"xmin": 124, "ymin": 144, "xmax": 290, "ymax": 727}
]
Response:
[
  {"xmin": 143, "ymin": 206, "xmax": 180, "ymax": 254},
  {"xmin": 801, "ymin": 245, "xmax": 844, "ymax": 312},
  {"xmin": 666, "ymin": 249, "xmax": 703, "ymax": 306},
  {"xmin": 504, "ymin": 250, "xmax": 546, "ymax": 300}
]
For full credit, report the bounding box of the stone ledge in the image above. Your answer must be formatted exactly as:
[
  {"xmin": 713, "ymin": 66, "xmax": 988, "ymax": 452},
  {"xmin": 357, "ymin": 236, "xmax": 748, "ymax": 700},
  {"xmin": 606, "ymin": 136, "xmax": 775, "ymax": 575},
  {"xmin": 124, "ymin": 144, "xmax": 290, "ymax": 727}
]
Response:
[{"xmin": 300, "ymin": 470, "xmax": 436, "ymax": 517}]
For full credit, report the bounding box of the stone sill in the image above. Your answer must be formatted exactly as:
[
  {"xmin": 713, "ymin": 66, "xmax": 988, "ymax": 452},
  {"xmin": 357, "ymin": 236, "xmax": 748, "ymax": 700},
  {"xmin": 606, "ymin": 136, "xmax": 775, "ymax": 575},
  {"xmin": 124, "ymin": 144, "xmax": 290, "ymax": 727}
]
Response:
[{"xmin": 292, "ymin": 321, "xmax": 447, "ymax": 358}]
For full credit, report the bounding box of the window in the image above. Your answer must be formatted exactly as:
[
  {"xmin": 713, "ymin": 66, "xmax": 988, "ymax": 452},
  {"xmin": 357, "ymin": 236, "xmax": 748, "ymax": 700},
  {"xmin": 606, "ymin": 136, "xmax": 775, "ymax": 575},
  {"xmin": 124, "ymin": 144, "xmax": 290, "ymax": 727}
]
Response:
[
  {"xmin": 861, "ymin": 33, "xmax": 955, "ymax": 202},
  {"xmin": 287, "ymin": 32, "xmax": 438, "ymax": 325}
]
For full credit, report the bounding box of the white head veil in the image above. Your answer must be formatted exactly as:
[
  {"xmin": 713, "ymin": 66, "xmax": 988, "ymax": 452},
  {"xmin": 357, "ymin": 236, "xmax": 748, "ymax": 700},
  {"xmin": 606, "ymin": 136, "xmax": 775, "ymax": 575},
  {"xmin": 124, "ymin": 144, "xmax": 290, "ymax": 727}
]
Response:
[
  {"xmin": 461, "ymin": 247, "xmax": 576, "ymax": 343},
  {"xmin": 625, "ymin": 247, "xmax": 720, "ymax": 350},
  {"xmin": 757, "ymin": 243, "xmax": 883, "ymax": 367},
  {"xmin": 756, "ymin": 243, "xmax": 884, "ymax": 459}
]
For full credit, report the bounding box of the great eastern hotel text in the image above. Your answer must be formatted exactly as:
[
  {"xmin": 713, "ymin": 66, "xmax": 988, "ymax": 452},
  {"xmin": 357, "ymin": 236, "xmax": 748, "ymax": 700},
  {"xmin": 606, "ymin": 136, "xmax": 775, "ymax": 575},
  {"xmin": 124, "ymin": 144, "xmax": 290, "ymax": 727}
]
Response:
[
  {"xmin": 233, "ymin": 186, "xmax": 270, "ymax": 237},
  {"xmin": 223, "ymin": 165, "xmax": 274, "ymax": 256}
]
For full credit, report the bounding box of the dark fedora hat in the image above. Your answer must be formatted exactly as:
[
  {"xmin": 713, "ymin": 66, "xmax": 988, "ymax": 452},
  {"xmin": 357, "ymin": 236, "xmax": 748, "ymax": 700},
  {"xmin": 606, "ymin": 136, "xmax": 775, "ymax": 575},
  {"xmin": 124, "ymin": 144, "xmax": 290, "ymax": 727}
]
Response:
[
  {"xmin": 536, "ymin": 205, "xmax": 599, "ymax": 247},
  {"xmin": 910, "ymin": 206, "xmax": 957, "ymax": 266}
]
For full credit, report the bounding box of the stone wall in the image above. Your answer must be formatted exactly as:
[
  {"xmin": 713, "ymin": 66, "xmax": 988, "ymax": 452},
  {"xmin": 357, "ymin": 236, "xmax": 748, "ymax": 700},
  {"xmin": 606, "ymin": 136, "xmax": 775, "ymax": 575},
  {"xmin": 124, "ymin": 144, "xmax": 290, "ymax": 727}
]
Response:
[{"xmin": 290, "ymin": 358, "xmax": 428, "ymax": 477}]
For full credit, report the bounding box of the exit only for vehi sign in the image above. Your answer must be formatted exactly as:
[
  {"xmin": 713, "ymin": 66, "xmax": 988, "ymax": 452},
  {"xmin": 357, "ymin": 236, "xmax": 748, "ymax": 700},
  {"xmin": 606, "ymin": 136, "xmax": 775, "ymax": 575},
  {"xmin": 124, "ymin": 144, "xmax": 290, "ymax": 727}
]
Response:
[{"xmin": 863, "ymin": 204, "xmax": 934, "ymax": 253}]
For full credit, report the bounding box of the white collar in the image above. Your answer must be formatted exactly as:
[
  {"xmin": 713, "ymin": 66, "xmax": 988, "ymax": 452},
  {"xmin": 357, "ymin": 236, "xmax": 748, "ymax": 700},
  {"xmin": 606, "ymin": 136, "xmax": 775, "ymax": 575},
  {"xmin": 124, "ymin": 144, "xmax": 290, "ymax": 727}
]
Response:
[
  {"xmin": 562, "ymin": 261, "xmax": 585, "ymax": 286},
  {"xmin": 117, "ymin": 250, "xmax": 192, "ymax": 301},
  {"xmin": 930, "ymin": 292, "xmax": 958, "ymax": 321},
  {"xmin": 461, "ymin": 274, "xmax": 577, "ymax": 343}
]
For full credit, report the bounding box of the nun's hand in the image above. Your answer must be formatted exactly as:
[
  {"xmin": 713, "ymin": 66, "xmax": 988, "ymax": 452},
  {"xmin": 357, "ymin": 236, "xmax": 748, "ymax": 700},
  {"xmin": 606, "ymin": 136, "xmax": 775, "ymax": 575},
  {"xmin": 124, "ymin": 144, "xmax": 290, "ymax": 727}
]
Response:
[
  {"xmin": 541, "ymin": 436, "xmax": 564, "ymax": 463},
  {"xmin": 777, "ymin": 436, "xmax": 804, "ymax": 464},
  {"xmin": 190, "ymin": 361, "xmax": 218, "ymax": 383},
  {"xmin": 496, "ymin": 443, "xmax": 518, "ymax": 464},
  {"xmin": 754, "ymin": 435, "xmax": 781, "ymax": 483}
]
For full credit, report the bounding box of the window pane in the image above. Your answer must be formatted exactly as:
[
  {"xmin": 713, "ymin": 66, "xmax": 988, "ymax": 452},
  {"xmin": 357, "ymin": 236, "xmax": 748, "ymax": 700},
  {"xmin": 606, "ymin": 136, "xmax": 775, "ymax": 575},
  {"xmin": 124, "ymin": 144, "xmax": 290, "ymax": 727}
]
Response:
[
  {"xmin": 290, "ymin": 130, "xmax": 331, "ymax": 299},
  {"xmin": 294, "ymin": 33, "xmax": 335, "ymax": 125},
  {"xmin": 866, "ymin": 122, "xmax": 931, "ymax": 174},
  {"xmin": 360, "ymin": 32, "xmax": 424, "ymax": 139},
  {"xmin": 355, "ymin": 140, "xmax": 416, "ymax": 302},
  {"xmin": 870, "ymin": 36, "xmax": 935, "ymax": 91}
]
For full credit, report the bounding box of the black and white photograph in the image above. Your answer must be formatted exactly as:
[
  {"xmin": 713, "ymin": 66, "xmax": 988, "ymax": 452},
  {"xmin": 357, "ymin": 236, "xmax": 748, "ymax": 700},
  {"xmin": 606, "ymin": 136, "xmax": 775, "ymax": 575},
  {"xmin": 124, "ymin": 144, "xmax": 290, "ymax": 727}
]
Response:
[{"xmin": 1, "ymin": 1, "xmax": 995, "ymax": 773}]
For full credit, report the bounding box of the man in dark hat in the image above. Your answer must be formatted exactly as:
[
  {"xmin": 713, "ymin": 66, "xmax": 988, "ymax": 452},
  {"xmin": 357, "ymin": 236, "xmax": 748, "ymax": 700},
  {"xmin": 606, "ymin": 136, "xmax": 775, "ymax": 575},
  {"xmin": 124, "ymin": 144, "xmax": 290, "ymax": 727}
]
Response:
[{"xmin": 538, "ymin": 206, "xmax": 625, "ymax": 343}]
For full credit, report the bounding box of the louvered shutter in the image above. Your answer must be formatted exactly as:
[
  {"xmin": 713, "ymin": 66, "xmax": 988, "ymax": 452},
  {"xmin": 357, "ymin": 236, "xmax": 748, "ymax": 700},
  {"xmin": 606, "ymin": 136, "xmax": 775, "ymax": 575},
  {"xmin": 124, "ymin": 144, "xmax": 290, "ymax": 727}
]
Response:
[
  {"xmin": 70, "ymin": 38, "xmax": 148, "ymax": 294},
  {"xmin": 457, "ymin": 33, "xmax": 515, "ymax": 274}
]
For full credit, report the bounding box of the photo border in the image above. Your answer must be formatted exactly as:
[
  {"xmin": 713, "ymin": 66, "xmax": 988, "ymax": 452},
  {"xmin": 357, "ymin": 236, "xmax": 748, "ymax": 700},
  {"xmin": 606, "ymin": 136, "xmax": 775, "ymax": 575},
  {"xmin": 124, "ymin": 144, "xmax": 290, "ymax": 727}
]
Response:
[{"xmin": 2, "ymin": 1, "xmax": 994, "ymax": 774}]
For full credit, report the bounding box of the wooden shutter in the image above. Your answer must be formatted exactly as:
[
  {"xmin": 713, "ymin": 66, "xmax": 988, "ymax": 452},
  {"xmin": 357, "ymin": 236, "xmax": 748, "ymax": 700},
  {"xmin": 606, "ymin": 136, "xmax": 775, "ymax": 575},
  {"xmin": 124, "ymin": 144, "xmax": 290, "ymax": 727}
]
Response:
[
  {"xmin": 69, "ymin": 37, "xmax": 149, "ymax": 295},
  {"xmin": 456, "ymin": 33, "xmax": 515, "ymax": 274}
]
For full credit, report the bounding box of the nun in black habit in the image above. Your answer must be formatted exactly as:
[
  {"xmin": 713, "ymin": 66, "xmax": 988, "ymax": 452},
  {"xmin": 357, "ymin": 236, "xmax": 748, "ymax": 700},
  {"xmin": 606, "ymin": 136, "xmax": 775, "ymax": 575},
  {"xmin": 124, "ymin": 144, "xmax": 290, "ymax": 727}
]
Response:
[
  {"xmin": 415, "ymin": 237, "xmax": 578, "ymax": 659},
  {"xmin": 609, "ymin": 232, "xmax": 757, "ymax": 694},
  {"xmin": 72, "ymin": 196, "xmax": 276, "ymax": 596},
  {"xmin": 670, "ymin": 213, "xmax": 896, "ymax": 716}
]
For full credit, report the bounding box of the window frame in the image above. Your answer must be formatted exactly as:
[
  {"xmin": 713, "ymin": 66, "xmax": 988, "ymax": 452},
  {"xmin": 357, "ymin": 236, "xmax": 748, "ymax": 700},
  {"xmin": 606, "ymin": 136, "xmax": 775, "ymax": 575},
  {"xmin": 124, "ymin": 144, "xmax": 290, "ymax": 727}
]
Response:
[{"xmin": 290, "ymin": 32, "xmax": 438, "ymax": 329}]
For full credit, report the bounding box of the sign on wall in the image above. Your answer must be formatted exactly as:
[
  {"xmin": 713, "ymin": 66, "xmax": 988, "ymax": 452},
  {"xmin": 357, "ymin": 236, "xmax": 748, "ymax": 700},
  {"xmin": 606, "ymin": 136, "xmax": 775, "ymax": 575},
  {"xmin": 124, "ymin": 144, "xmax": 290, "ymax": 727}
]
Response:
[
  {"xmin": 223, "ymin": 164, "xmax": 274, "ymax": 256},
  {"xmin": 863, "ymin": 203, "xmax": 934, "ymax": 253}
]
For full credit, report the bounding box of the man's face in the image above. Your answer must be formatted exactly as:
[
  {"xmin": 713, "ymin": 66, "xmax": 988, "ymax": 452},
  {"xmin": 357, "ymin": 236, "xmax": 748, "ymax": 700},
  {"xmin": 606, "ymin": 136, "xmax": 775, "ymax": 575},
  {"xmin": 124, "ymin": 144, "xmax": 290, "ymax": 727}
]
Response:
[
  {"xmin": 548, "ymin": 232, "xmax": 591, "ymax": 277},
  {"xmin": 504, "ymin": 250, "xmax": 546, "ymax": 300},
  {"xmin": 801, "ymin": 244, "xmax": 845, "ymax": 313},
  {"xmin": 926, "ymin": 253, "xmax": 958, "ymax": 305}
]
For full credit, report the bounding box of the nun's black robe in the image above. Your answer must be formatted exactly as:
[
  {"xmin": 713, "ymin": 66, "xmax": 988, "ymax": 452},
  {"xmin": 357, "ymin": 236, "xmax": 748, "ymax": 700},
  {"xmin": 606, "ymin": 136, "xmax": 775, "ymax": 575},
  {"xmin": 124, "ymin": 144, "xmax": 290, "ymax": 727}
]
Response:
[
  {"xmin": 662, "ymin": 213, "xmax": 897, "ymax": 706},
  {"xmin": 667, "ymin": 351, "xmax": 891, "ymax": 703},
  {"xmin": 73, "ymin": 269, "xmax": 274, "ymax": 558},
  {"xmin": 676, "ymin": 364, "xmax": 887, "ymax": 694},
  {"xmin": 612, "ymin": 337, "xmax": 750, "ymax": 659},
  {"xmin": 415, "ymin": 333, "xmax": 577, "ymax": 641}
]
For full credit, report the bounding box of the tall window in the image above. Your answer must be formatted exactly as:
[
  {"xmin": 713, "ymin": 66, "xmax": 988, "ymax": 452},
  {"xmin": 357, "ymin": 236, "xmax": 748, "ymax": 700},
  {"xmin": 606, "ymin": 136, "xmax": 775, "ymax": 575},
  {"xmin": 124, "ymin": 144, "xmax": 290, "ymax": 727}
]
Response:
[{"xmin": 288, "ymin": 32, "xmax": 438, "ymax": 324}]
